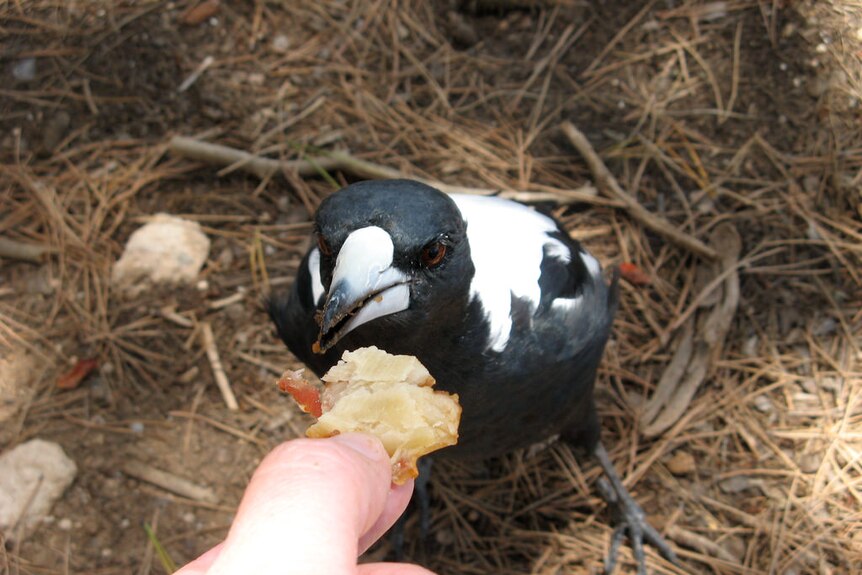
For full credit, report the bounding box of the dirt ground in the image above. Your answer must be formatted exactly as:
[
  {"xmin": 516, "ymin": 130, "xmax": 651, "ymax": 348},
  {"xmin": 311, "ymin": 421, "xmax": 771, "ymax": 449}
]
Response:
[{"xmin": 1, "ymin": 1, "xmax": 861, "ymax": 574}]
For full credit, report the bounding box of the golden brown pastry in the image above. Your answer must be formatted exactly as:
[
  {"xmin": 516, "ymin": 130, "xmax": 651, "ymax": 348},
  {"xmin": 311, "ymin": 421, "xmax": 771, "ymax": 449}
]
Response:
[{"xmin": 278, "ymin": 346, "xmax": 461, "ymax": 484}]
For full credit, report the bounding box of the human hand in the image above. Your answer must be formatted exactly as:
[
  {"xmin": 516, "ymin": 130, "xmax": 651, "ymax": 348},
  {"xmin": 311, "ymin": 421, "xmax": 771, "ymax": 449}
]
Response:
[{"xmin": 176, "ymin": 433, "xmax": 436, "ymax": 575}]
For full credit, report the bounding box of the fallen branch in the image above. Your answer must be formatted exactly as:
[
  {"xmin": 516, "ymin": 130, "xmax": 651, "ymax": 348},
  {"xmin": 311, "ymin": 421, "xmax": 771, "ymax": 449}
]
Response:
[
  {"xmin": 640, "ymin": 223, "xmax": 741, "ymax": 437},
  {"xmin": 201, "ymin": 321, "xmax": 239, "ymax": 411},
  {"xmin": 168, "ymin": 136, "xmax": 603, "ymax": 206},
  {"xmin": 0, "ymin": 237, "xmax": 51, "ymax": 263},
  {"xmin": 560, "ymin": 122, "xmax": 719, "ymax": 260}
]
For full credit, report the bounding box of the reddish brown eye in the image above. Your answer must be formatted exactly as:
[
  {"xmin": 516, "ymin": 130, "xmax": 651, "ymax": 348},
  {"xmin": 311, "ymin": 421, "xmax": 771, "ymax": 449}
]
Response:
[
  {"xmin": 421, "ymin": 241, "xmax": 447, "ymax": 268},
  {"xmin": 316, "ymin": 234, "xmax": 333, "ymax": 257}
]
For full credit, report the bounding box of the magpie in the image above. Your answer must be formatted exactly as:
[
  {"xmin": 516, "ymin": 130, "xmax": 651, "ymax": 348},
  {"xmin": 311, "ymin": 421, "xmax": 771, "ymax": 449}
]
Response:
[{"xmin": 269, "ymin": 179, "xmax": 677, "ymax": 574}]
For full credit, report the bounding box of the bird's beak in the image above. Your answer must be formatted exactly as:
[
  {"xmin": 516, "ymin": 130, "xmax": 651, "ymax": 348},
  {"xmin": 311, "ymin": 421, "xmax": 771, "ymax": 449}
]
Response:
[{"xmin": 315, "ymin": 226, "xmax": 410, "ymax": 353}]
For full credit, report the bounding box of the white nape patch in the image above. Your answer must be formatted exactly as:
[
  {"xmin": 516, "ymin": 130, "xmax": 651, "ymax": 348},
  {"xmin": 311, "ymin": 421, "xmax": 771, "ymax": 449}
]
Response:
[
  {"xmin": 451, "ymin": 195, "xmax": 573, "ymax": 352},
  {"xmin": 581, "ymin": 251, "xmax": 601, "ymax": 279},
  {"xmin": 308, "ymin": 248, "xmax": 325, "ymax": 306}
]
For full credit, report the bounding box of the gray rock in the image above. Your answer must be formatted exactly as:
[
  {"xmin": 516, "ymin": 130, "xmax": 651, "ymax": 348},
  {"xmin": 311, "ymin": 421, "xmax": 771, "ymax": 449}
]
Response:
[
  {"xmin": 0, "ymin": 439, "xmax": 77, "ymax": 540},
  {"xmin": 111, "ymin": 214, "xmax": 211, "ymax": 297}
]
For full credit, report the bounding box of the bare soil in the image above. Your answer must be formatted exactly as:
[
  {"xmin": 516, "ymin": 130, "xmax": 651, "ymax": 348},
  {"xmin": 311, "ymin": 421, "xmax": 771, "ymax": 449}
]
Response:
[{"xmin": 1, "ymin": 1, "xmax": 860, "ymax": 574}]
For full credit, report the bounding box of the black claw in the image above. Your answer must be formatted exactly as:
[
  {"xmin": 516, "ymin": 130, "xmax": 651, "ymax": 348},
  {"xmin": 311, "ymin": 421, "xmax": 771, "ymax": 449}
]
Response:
[
  {"xmin": 605, "ymin": 525, "xmax": 626, "ymax": 575},
  {"xmin": 630, "ymin": 524, "xmax": 646, "ymax": 575},
  {"xmin": 593, "ymin": 443, "xmax": 679, "ymax": 575}
]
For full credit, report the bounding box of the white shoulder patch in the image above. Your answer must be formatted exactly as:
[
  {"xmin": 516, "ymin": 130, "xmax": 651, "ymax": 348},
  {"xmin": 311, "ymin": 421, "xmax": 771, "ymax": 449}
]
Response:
[
  {"xmin": 581, "ymin": 250, "xmax": 601, "ymax": 279},
  {"xmin": 451, "ymin": 195, "xmax": 576, "ymax": 352},
  {"xmin": 307, "ymin": 247, "xmax": 325, "ymax": 306}
]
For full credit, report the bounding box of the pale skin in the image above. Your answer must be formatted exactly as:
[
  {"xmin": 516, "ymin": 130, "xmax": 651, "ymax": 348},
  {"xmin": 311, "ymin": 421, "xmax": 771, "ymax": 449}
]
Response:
[{"xmin": 176, "ymin": 433, "xmax": 436, "ymax": 575}]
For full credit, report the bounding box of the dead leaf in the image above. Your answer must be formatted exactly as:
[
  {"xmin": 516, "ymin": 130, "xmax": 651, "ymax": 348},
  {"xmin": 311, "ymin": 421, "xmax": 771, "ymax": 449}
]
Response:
[
  {"xmin": 57, "ymin": 358, "xmax": 98, "ymax": 390},
  {"xmin": 180, "ymin": 0, "xmax": 220, "ymax": 26},
  {"xmin": 619, "ymin": 262, "xmax": 651, "ymax": 285}
]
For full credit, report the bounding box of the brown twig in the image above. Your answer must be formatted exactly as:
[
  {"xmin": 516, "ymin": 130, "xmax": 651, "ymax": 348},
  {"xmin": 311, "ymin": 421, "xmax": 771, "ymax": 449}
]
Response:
[
  {"xmin": 560, "ymin": 122, "xmax": 719, "ymax": 260},
  {"xmin": 200, "ymin": 322, "xmax": 239, "ymax": 411},
  {"xmin": 169, "ymin": 411, "xmax": 267, "ymax": 446},
  {"xmin": 665, "ymin": 525, "xmax": 741, "ymax": 565},
  {"xmin": 122, "ymin": 460, "xmax": 218, "ymax": 504},
  {"xmin": 0, "ymin": 237, "xmax": 51, "ymax": 263}
]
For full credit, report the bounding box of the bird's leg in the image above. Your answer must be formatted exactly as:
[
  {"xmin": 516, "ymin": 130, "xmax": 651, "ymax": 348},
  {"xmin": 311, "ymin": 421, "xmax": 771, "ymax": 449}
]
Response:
[
  {"xmin": 593, "ymin": 442, "xmax": 678, "ymax": 575},
  {"xmin": 390, "ymin": 513, "xmax": 406, "ymax": 561},
  {"xmin": 387, "ymin": 456, "xmax": 434, "ymax": 560},
  {"xmin": 415, "ymin": 457, "xmax": 434, "ymax": 538}
]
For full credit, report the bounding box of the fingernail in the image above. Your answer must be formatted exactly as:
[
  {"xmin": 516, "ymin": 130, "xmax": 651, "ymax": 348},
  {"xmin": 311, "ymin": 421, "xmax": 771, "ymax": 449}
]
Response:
[{"xmin": 330, "ymin": 433, "xmax": 385, "ymax": 461}]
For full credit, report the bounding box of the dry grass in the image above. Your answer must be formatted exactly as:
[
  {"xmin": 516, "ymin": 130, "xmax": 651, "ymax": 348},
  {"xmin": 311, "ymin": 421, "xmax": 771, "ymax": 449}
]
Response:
[{"xmin": 1, "ymin": 1, "xmax": 861, "ymax": 574}]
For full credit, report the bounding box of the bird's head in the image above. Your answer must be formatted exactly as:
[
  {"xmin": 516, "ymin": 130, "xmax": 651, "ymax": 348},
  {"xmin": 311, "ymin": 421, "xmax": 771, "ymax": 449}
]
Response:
[{"xmin": 311, "ymin": 180, "xmax": 471, "ymax": 353}]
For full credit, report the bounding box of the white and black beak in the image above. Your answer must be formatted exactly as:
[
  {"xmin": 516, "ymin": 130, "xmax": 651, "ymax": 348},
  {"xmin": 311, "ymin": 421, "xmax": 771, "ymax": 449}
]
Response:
[{"xmin": 316, "ymin": 226, "xmax": 411, "ymax": 352}]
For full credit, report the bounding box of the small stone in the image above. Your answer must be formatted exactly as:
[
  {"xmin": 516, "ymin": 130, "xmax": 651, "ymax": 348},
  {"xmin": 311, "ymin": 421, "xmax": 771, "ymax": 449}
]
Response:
[
  {"xmin": 58, "ymin": 517, "xmax": 73, "ymax": 530},
  {"xmin": 41, "ymin": 110, "xmax": 71, "ymax": 153},
  {"xmin": 666, "ymin": 451, "xmax": 696, "ymax": 475},
  {"xmin": 753, "ymin": 395, "xmax": 774, "ymax": 414},
  {"xmin": 129, "ymin": 422, "xmax": 145, "ymax": 434},
  {"xmin": 216, "ymin": 247, "xmax": 234, "ymax": 269},
  {"xmin": 719, "ymin": 476, "xmax": 759, "ymax": 494},
  {"xmin": 434, "ymin": 528, "xmax": 455, "ymax": 546},
  {"xmin": 742, "ymin": 335, "xmax": 759, "ymax": 357},
  {"xmin": 0, "ymin": 350, "xmax": 42, "ymax": 423},
  {"xmin": 112, "ymin": 215, "xmax": 210, "ymax": 297},
  {"xmin": 12, "ymin": 58, "xmax": 36, "ymax": 81},
  {"xmin": 271, "ymin": 34, "xmax": 290, "ymax": 53},
  {"xmin": 814, "ymin": 317, "xmax": 837, "ymax": 336},
  {"xmin": 798, "ymin": 453, "xmax": 821, "ymax": 474},
  {"xmin": 806, "ymin": 222, "xmax": 822, "ymax": 241},
  {"xmin": 803, "ymin": 175, "xmax": 820, "ymax": 194},
  {"xmin": 0, "ymin": 440, "xmax": 77, "ymax": 540}
]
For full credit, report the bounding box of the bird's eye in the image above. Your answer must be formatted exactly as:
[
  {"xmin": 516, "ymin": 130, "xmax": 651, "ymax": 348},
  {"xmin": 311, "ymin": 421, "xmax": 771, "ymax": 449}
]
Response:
[
  {"xmin": 316, "ymin": 234, "xmax": 333, "ymax": 257},
  {"xmin": 420, "ymin": 241, "xmax": 447, "ymax": 268}
]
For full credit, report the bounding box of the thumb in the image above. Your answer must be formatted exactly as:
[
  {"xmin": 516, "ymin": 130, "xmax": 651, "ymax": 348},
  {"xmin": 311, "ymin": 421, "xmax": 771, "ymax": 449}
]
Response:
[{"xmin": 177, "ymin": 434, "xmax": 416, "ymax": 575}]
